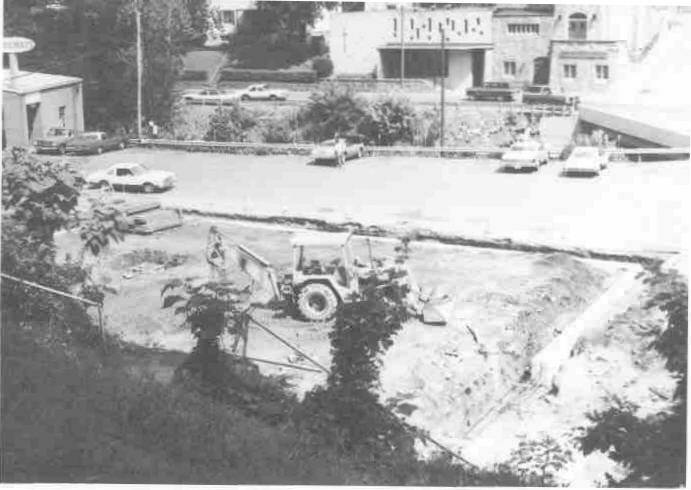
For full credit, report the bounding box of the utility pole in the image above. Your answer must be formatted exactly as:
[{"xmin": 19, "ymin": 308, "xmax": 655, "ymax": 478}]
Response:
[
  {"xmin": 400, "ymin": 4, "xmax": 405, "ymax": 86},
  {"xmin": 439, "ymin": 26, "xmax": 445, "ymax": 148},
  {"xmin": 136, "ymin": 1, "xmax": 143, "ymax": 139}
]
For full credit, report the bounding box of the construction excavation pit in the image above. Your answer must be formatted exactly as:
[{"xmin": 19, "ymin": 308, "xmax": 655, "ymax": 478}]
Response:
[{"xmin": 55, "ymin": 217, "xmax": 645, "ymax": 483}]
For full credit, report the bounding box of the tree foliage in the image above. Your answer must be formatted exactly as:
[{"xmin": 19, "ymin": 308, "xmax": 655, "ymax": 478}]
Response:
[
  {"xmin": 298, "ymin": 86, "xmax": 368, "ymax": 142},
  {"xmin": 3, "ymin": 0, "xmax": 205, "ymax": 130},
  {"xmin": 360, "ymin": 96, "xmax": 417, "ymax": 146},
  {"xmin": 204, "ymin": 104, "xmax": 256, "ymax": 142},
  {"xmin": 227, "ymin": 1, "xmax": 326, "ymax": 68},
  {"xmin": 577, "ymin": 266, "xmax": 687, "ymax": 487},
  {"xmin": 1, "ymin": 148, "xmax": 124, "ymax": 342}
]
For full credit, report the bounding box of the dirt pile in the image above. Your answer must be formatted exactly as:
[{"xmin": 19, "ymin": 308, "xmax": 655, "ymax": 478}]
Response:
[{"xmin": 378, "ymin": 253, "xmax": 608, "ymax": 457}]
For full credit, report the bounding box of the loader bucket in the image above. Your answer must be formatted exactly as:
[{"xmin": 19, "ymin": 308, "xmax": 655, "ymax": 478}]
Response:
[{"xmin": 422, "ymin": 303, "xmax": 447, "ymax": 325}]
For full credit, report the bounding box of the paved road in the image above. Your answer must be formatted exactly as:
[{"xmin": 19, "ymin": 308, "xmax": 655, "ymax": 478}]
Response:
[{"xmin": 68, "ymin": 148, "xmax": 688, "ymax": 253}]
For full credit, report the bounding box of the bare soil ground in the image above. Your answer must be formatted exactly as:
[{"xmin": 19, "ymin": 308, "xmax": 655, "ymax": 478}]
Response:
[{"xmin": 55, "ymin": 217, "xmax": 653, "ymax": 485}]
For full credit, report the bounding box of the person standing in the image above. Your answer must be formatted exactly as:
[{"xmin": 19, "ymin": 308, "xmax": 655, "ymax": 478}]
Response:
[{"xmin": 206, "ymin": 226, "xmax": 228, "ymax": 282}]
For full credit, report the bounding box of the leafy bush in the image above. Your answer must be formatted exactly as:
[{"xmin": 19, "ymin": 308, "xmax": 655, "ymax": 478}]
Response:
[
  {"xmin": 259, "ymin": 119, "xmax": 295, "ymax": 143},
  {"xmin": 205, "ymin": 104, "xmax": 256, "ymax": 142},
  {"xmin": 180, "ymin": 70, "xmax": 208, "ymax": 81},
  {"xmin": 360, "ymin": 96, "xmax": 417, "ymax": 146},
  {"xmin": 298, "ymin": 86, "xmax": 368, "ymax": 142},
  {"xmin": 576, "ymin": 266, "xmax": 687, "ymax": 487},
  {"xmin": 312, "ymin": 55, "xmax": 334, "ymax": 79},
  {"xmin": 219, "ymin": 68, "xmax": 317, "ymax": 83}
]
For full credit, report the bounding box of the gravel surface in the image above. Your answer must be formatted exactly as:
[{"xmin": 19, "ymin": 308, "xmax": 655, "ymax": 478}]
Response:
[{"xmin": 65, "ymin": 148, "xmax": 688, "ymax": 253}]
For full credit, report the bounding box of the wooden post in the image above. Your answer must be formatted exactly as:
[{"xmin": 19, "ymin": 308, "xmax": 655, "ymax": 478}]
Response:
[{"xmin": 136, "ymin": 3, "xmax": 143, "ymax": 139}]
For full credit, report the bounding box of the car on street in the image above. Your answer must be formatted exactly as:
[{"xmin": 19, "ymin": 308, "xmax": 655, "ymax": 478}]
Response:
[
  {"xmin": 563, "ymin": 146, "xmax": 608, "ymax": 176},
  {"xmin": 34, "ymin": 127, "xmax": 77, "ymax": 154},
  {"xmin": 501, "ymin": 139, "xmax": 550, "ymax": 171},
  {"xmin": 311, "ymin": 137, "xmax": 365, "ymax": 165},
  {"xmin": 86, "ymin": 162, "xmax": 176, "ymax": 193},
  {"xmin": 522, "ymin": 85, "xmax": 579, "ymax": 106},
  {"xmin": 182, "ymin": 88, "xmax": 239, "ymax": 105},
  {"xmin": 466, "ymin": 82, "xmax": 522, "ymax": 102},
  {"xmin": 65, "ymin": 131, "xmax": 129, "ymax": 155},
  {"xmin": 237, "ymin": 84, "xmax": 287, "ymax": 101}
]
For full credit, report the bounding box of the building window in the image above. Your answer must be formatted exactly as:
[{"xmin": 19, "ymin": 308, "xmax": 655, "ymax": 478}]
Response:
[
  {"xmin": 58, "ymin": 106, "xmax": 66, "ymax": 127},
  {"xmin": 476, "ymin": 17, "xmax": 481, "ymax": 26},
  {"xmin": 393, "ymin": 17, "xmax": 397, "ymax": 37},
  {"xmin": 563, "ymin": 64, "xmax": 577, "ymax": 78},
  {"xmin": 464, "ymin": 19, "xmax": 468, "ymax": 33},
  {"xmin": 504, "ymin": 61, "xmax": 517, "ymax": 77},
  {"xmin": 595, "ymin": 64, "xmax": 609, "ymax": 80},
  {"xmin": 568, "ymin": 13, "xmax": 587, "ymax": 40},
  {"xmin": 221, "ymin": 10, "xmax": 235, "ymax": 25},
  {"xmin": 507, "ymin": 23, "xmax": 540, "ymax": 35}
]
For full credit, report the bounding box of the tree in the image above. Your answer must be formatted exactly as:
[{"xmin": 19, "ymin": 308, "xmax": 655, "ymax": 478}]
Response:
[
  {"xmin": 3, "ymin": 0, "xmax": 197, "ymax": 131},
  {"xmin": 227, "ymin": 1, "xmax": 326, "ymax": 68},
  {"xmin": 577, "ymin": 266, "xmax": 687, "ymax": 487}
]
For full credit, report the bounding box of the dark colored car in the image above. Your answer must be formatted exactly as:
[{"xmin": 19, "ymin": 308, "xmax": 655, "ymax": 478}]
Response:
[
  {"xmin": 523, "ymin": 85, "xmax": 579, "ymax": 106},
  {"xmin": 34, "ymin": 127, "xmax": 76, "ymax": 154},
  {"xmin": 466, "ymin": 82, "xmax": 522, "ymax": 102},
  {"xmin": 65, "ymin": 131, "xmax": 128, "ymax": 155}
]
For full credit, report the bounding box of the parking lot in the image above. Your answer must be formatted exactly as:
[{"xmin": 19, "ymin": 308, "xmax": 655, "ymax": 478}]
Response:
[{"xmin": 68, "ymin": 148, "xmax": 688, "ymax": 253}]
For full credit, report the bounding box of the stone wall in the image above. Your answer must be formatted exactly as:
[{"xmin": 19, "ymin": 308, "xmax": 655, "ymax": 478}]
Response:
[
  {"xmin": 491, "ymin": 13, "xmax": 555, "ymax": 85},
  {"xmin": 549, "ymin": 40, "xmax": 626, "ymax": 94}
]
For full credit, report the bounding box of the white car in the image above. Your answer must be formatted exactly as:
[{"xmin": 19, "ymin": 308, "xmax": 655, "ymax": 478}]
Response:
[
  {"xmin": 86, "ymin": 163, "xmax": 176, "ymax": 193},
  {"xmin": 312, "ymin": 138, "xmax": 365, "ymax": 165},
  {"xmin": 501, "ymin": 139, "xmax": 550, "ymax": 171},
  {"xmin": 182, "ymin": 88, "xmax": 239, "ymax": 105},
  {"xmin": 237, "ymin": 84, "xmax": 287, "ymax": 101},
  {"xmin": 563, "ymin": 146, "xmax": 608, "ymax": 176}
]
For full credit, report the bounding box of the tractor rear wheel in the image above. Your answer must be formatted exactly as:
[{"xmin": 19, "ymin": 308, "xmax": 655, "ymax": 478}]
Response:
[{"xmin": 297, "ymin": 283, "xmax": 338, "ymax": 322}]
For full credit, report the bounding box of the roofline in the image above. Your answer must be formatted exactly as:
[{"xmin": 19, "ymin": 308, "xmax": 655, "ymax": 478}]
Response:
[
  {"xmin": 2, "ymin": 71, "xmax": 83, "ymax": 95},
  {"xmin": 493, "ymin": 10, "xmax": 554, "ymax": 17}
]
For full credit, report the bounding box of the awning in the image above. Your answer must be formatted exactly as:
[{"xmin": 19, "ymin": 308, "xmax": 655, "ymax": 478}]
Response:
[{"xmin": 379, "ymin": 43, "xmax": 492, "ymax": 51}]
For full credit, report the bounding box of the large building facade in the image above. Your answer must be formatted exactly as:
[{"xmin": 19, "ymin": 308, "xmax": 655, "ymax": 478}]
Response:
[
  {"xmin": 329, "ymin": 6, "xmax": 494, "ymax": 91},
  {"xmin": 492, "ymin": 4, "xmax": 671, "ymax": 93},
  {"xmin": 329, "ymin": 4, "xmax": 672, "ymax": 95}
]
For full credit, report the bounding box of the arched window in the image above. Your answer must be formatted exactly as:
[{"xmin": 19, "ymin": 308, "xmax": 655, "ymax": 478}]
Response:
[{"xmin": 568, "ymin": 12, "xmax": 587, "ymax": 40}]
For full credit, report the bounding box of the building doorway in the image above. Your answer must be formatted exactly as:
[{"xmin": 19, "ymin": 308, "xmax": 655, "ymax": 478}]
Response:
[
  {"xmin": 533, "ymin": 57, "xmax": 550, "ymax": 84},
  {"xmin": 471, "ymin": 49, "xmax": 485, "ymax": 86},
  {"xmin": 26, "ymin": 103, "xmax": 40, "ymax": 142}
]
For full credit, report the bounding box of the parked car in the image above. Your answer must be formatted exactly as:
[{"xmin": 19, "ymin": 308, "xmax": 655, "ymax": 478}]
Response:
[
  {"xmin": 182, "ymin": 88, "xmax": 239, "ymax": 105},
  {"xmin": 237, "ymin": 84, "xmax": 287, "ymax": 101},
  {"xmin": 501, "ymin": 139, "xmax": 550, "ymax": 171},
  {"xmin": 563, "ymin": 146, "xmax": 608, "ymax": 176},
  {"xmin": 466, "ymin": 82, "xmax": 522, "ymax": 102},
  {"xmin": 522, "ymin": 85, "xmax": 579, "ymax": 106},
  {"xmin": 312, "ymin": 137, "xmax": 365, "ymax": 165},
  {"xmin": 34, "ymin": 127, "xmax": 77, "ymax": 154},
  {"xmin": 86, "ymin": 162, "xmax": 176, "ymax": 193},
  {"xmin": 65, "ymin": 131, "xmax": 128, "ymax": 155}
]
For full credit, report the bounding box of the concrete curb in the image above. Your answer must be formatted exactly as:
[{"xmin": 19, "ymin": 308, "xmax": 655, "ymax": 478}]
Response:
[{"xmin": 177, "ymin": 206, "xmax": 674, "ymax": 265}]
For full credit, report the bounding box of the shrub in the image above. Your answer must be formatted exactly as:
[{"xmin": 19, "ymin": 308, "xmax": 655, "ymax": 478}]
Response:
[
  {"xmin": 312, "ymin": 55, "xmax": 333, "ymax": 79},
  {"xmin": 204, "ymin": 104, "xmax": 255, "ymax": 142},
  {"xmin": 179, "ymin": 70, "xmax": 208, "ymax": 82},
  {"xmin": 219, "ymin": 68, "xmax": 317, "ymax": 83},
  {"xmin": 360, "ymin": 96, "xmax": 417, "ymax": 146},
  {"xmin": 259, "ymin": 119, "xmax": 295, "ymax": 143},
  {"xmin": 298, "ymin": 86, "xmax": 368, "ymax": 142}
]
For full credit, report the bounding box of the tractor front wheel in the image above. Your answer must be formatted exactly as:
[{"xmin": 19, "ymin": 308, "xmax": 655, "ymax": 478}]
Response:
[{"xmin": 297, "ymin": 283, "xmax": 339, "ymax": 322}]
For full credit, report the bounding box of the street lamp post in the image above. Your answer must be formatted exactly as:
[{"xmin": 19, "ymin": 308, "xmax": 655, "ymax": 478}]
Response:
[
  {"xmin": 400, "ymin": 4, "xmax": 405, "ymax": 86},
  {"xmin": 439, "ymin": 26, "xmax": 445, "ymax": 148},
  {"xmin": 136, "ymin": 1, "xmax": 143, "ymax": 139}
]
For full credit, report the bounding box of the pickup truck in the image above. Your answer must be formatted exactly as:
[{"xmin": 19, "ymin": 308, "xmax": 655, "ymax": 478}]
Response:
[
  {"xmin": 466, "ymin": 82, "xmax": 522, "ymax": 102},
  {"xmin": 522, "ymin": 85, "xmax": 579, "ymax": 106}
]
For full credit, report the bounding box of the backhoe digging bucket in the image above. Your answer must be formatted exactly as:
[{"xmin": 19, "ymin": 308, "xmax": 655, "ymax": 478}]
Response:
[{"xmin": 421, "ymin": 297, "xmax": 453, "ymax": 325}]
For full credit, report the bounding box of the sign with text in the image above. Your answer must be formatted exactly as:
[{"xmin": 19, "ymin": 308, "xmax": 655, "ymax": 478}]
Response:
[{"xmin": 3, "ymin": 37, "xmax": 36, "ymax": 54}]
